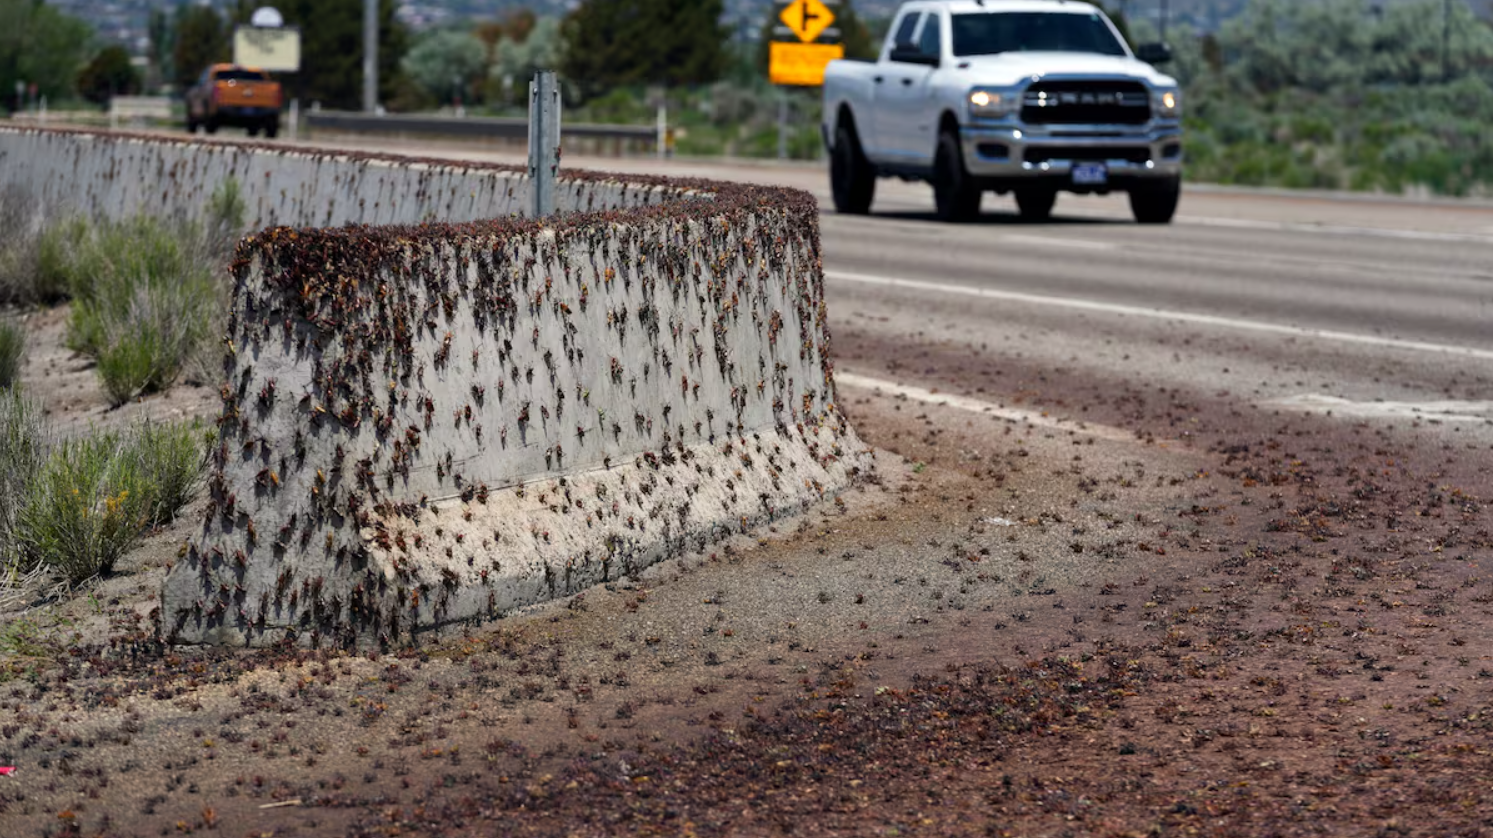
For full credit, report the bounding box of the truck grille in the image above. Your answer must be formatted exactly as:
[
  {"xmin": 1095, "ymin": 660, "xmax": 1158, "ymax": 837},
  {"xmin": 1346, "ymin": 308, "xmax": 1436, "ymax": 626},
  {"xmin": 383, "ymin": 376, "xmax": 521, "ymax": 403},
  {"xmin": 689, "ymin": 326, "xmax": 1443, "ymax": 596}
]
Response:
[
  {"xmin": 1024, "ymin": 146, "xmax": 1151, "ymax": 165},
  {"xmin": 1021, "ymin": 80, "xmax": 1151, "ymax": 126}
]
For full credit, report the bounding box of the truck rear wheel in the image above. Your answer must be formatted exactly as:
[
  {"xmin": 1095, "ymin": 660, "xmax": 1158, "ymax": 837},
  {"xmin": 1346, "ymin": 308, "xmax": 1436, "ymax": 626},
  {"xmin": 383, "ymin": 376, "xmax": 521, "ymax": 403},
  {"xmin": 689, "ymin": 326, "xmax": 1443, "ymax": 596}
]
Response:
[
  {"xmin": 933, "ymin": 131, "xmax": 980, "ymax": 223},
  {"xmin": 1014, "ymin": 187, "xmax": 1057, "ymax": 221},
  {"xmin": 1129, "ymin": 177, "xmax": 1181, "ymax": 224},
  {"xmin": 264, "ymin": 118, "xmax": 279, "ymax": 139},
  {"xmin": 831, "ymin": 124, "xmax": 875, "ymax": 215}
]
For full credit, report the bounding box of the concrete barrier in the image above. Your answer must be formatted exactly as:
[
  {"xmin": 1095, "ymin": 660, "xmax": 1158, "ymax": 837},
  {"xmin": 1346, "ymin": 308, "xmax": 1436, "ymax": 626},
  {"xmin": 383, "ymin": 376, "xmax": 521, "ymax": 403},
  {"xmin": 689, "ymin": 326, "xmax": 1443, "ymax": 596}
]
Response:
[
  {"xmin": 0, "ymin": 126, "xmax": 680, "ymax": 229},
  {"xmin": 0, "ymin": 127, "xmax": 869, "ymax": 647}
]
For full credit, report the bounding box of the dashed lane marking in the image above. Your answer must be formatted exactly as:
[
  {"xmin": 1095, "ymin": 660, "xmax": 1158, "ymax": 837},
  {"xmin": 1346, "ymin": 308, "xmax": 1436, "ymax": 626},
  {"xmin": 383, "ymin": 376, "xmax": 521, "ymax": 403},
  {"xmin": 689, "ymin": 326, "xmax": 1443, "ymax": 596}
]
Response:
[
  {"xmin": 825, "ymin": 270, "xmax": 1493, "ymax": 362},
  {"xmin": 835, "ymin": 372, "xmax": 1138, "ymax": 442},
  {"xmin": 1264, "ymin": 394, "xmax": 1493, "ymax": 423}
]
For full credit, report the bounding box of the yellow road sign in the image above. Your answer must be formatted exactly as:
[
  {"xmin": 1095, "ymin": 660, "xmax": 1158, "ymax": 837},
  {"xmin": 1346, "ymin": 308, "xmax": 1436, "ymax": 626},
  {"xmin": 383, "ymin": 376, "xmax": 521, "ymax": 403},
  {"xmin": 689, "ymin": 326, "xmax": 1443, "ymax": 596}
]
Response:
[
  {"xmin": 779, "ymin": 0, "xmax": 835, "ymax": 44},
  {"xmin": 770, "ymin": 41, "xmax": 844, "ymax": 87}
]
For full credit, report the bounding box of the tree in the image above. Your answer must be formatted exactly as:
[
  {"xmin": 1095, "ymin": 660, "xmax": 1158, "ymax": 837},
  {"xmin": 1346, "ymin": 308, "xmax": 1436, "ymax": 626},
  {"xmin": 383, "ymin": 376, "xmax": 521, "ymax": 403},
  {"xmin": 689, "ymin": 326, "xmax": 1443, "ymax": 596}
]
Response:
[
  {"xmin": 476, "ymin": 8, "xmax": 537, "ymax": 54},
  {"xmin": 490, "ymin": 17, "xmax": 561, "ymax": 103},
  {"xmin": 147, "ymin": 7, "xmax": 174, "ymax": 91},
  {"xmin": 227, "ymin": 0, "xmax": 410, "ymax": 110},
  {"xmin": 77, "ymin": 45, "xmax": 141, "ymax": 105},
  {"xmin": 0, "ymin": 0, "xmax": 92, "ymax": 109},
  {"xmin": 173, "ymin": 4, "xmax": 229, "ymax": 93},
  {"xmin": 561, "ymin": 0, "xmax": 728, "ymax": 99},
  {"xmin": 402, "ymin": 28, "xmax": 486, "ymax": 104},
  {"xmin": 1203, "ymin": 0, "xmax": 1493, "ymax": 94}
]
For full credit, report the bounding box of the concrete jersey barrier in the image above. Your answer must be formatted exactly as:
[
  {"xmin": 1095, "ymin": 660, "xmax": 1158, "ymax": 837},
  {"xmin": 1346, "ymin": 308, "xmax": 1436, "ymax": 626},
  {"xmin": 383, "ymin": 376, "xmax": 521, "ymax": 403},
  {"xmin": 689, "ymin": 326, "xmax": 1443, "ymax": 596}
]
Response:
[
  {"xmin": 0, "ymin": 127, "xmax": 869, "ymax": 647},
  {"xmin": 0, "ymin": 126, "xmax": 679, "ymax": 228}
]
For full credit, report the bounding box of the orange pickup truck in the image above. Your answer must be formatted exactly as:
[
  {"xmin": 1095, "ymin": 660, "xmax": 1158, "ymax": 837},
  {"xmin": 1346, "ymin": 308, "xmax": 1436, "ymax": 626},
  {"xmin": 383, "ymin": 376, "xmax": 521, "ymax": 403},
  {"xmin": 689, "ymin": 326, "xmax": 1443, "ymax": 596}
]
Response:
[{"xmin": 185, "ymin": 64, "xmax": 282, "ymax": 137}]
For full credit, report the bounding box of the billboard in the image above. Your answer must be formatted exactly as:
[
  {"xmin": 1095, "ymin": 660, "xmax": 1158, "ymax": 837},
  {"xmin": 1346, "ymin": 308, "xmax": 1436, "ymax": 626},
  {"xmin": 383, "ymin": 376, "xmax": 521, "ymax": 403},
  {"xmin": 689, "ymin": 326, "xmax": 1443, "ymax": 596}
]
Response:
[{"xmin": 233, "ymin": 25, "xmax": 302, "ymax": 73}]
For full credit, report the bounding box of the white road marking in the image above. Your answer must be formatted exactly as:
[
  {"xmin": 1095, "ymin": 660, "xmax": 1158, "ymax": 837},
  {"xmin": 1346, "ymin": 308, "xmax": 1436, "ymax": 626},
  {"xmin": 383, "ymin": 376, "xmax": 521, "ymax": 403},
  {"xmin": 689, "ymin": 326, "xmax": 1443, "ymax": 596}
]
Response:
[
  {"xmin": 1182, "ymin": 215, "xmax": 1493, "ymax": 245},
  {"xmin": 1000, "ymin": 233, "xmax": 1117, "ymax": 251},
  {"xmin": 1265, "ymin": 394, "xmax": 1493, "ymax": 423},
  {"xmin": 825, "ymin": 270, "xmax": 1493, "ymax": 361},
  {"xmin": 835, "ymin": 372, "xmax": 1137, "ymax": 441}
]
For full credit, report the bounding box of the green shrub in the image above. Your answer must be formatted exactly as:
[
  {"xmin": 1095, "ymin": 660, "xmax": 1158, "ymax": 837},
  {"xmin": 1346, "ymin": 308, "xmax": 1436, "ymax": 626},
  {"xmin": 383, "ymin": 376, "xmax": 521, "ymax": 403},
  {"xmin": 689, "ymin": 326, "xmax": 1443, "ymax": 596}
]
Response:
[
  {"xmin": 0, "ymin": 389, "xmax": 47, "ymax": 570},
  {"xmin": 131, "ymin": 419, "xmax": 207, "ymax": 527},
  {"xmin": 86, "ymin": 277, "xmax": 215, "ymax": 403},
  {"xmin": 56, "ymin": 216, "xmax": 220, "ymax": 405},
  {"xmin": 0, "ymin": 186, "xmax": 43, "ymax": 304},
  {"xmin": 17, "ymin": 431, "xmax": 151, "ymax": 583},
  {"xmin": 35, "ymin": 216, "xmax": 94, "ymax": 303},
  {"xmin": 206, "ymin": 177, "xmax": 247, "ymax": 242},
  {"xmin": 5, "ymin": 414, "xmax": 203, "ymax": 584},
  {"xmin": 0, "ymin": 319, "xmax": 22, "ymax": 389}
]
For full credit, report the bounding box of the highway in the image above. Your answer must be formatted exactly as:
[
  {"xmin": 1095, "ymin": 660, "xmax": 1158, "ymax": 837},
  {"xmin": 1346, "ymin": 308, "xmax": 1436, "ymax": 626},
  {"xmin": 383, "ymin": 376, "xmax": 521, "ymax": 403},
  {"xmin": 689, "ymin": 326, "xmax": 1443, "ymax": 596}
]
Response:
[
  {"xmin": 817, "ymin": 187, "xmax": 1493, "ymax": 439},
  {"xmin": 307, "ymin": 137, "xmax": 1493, "ymax": 437},
  {"xmin": 12, "ymin": 130, "xmax": 1492, "ymax": 837}
]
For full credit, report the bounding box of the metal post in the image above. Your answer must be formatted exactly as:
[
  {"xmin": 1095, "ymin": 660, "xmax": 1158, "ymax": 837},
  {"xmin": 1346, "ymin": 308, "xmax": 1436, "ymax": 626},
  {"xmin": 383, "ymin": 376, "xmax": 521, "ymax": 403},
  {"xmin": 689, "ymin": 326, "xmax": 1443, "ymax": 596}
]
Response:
[
  {"xmin": 362, "ymin": 0, "xmax": 378, "ymax": 112},
  {"xmin": 288, "ymin": 99, "xmax": 300, "ymax": 141},
  {"xmin": 528, "ymin": 71, "xmax": 561, "ymax": 218},
  {"xmin": 777, "ymin": 93, "xmax": 789, "ymax": 160},
  {"xmin": 656, "ymin": 100, "xmax": 667, "ymax": 160},
  {"xmin": 1159, "ymin": 0, "xmax": 1169, "ymax": 39}
]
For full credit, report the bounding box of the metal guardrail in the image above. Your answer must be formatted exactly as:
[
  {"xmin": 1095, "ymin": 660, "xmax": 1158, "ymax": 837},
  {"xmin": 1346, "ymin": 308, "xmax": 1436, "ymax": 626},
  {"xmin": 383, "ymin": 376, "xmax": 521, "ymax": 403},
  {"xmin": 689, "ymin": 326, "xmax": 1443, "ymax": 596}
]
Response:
[{"xmin": 304, "ymin": 110, "xmax": 656, "ymax": 147}]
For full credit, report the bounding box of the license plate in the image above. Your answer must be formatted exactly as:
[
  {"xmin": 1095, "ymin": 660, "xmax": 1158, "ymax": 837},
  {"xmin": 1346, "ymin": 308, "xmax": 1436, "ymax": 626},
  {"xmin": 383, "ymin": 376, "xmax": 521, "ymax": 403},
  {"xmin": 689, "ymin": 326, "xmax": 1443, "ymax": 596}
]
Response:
[{"xmin": 1073, "ymin": 163, "xmax": 1108, "ymax": 185}]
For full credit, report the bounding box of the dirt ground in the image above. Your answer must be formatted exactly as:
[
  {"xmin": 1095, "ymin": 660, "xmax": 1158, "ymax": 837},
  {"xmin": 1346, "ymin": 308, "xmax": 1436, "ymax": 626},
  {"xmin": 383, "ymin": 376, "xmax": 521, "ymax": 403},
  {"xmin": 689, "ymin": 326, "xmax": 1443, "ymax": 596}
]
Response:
[{"xmin": 2, "ymin": 298, "xmax": 1492, "ymax": 838}]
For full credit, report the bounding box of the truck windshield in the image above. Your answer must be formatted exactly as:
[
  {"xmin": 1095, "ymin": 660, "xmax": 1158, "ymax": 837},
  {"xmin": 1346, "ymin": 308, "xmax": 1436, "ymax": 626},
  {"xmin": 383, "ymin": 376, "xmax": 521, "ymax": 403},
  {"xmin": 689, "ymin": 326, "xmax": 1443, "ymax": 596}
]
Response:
[{"xmin": 951, "ymin": 12, "xmax": 1127, "ymax": 57}]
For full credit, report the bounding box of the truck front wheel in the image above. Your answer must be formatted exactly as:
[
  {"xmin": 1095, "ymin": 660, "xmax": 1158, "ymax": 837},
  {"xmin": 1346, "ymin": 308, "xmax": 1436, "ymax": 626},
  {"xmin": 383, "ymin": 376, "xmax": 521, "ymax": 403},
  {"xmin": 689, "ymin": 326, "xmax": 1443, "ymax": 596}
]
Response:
[
  {"xmin": 831, "ymin": 124, "xmax": 875, "ymax": 215},
  {"xmin": 933, "ymin": 131, "xmax": 980, "ymax": 223},
  {"xmin": 1129, "ymin": 177, "xmax": 1181, "ymax": 224}
]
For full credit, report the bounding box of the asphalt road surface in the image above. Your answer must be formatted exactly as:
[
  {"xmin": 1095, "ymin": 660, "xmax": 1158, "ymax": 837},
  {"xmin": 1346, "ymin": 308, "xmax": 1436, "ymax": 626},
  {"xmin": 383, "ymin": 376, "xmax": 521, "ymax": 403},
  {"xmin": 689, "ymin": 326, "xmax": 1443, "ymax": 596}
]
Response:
[{"xmin": 300, "ymin": 137, "xmax": 1493, "ymax": 443}]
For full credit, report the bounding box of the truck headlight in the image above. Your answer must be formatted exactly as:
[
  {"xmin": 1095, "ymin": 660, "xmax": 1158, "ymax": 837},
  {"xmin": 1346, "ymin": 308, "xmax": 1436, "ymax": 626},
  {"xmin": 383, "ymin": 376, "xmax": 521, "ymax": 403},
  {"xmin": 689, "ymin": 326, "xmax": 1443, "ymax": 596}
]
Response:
[
  {"xmin": 968, "ymin": 88, "xmax": 1018, "ymax": 119},
  {"xmin": 1155, "ymin": 89, "xmax": 1181, "ymax": 118}
]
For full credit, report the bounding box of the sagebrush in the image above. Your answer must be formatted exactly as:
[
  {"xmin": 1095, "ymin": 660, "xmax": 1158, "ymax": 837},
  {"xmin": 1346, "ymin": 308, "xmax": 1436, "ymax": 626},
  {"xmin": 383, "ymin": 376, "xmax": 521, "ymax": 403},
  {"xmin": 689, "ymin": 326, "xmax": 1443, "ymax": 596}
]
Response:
[
  {"xmin": 0, "ymin": 389, "xmax": 47, "ymax": 572},
  {"xmin": 53, "ymin": 215, "xmax": 223, "ymax": 404},
  {"xmin": 2, "ymin": 416, "xmax": 205, "ymax": 585},
  {"xmin": 0, "ymin": 318, "xmax": 22, "ymax": 389},
  {"xmin": 0, "ymin": 185, "xmax": 51, "ymax": 304},
  {"xmin": 17, "ymin": 431, "xmax": 152, "ymax": 584}
]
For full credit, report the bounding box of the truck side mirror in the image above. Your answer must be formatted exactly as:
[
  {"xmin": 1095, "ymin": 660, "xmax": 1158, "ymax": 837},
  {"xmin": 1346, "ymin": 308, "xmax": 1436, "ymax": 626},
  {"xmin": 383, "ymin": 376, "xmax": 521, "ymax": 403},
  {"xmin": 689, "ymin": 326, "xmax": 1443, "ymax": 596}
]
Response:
[{"xmin": 1136, "ymin": 42, "xmax": 1173, "ymax": 64}]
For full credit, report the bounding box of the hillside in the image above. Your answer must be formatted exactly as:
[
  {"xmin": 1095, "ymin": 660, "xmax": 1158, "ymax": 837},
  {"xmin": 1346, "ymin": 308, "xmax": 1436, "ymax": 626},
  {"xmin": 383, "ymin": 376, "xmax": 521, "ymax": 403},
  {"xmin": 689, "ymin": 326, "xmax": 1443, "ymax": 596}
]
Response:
[{"xmin": 52, "ymin": 0, "xmax": 1493, "ymax": 57}]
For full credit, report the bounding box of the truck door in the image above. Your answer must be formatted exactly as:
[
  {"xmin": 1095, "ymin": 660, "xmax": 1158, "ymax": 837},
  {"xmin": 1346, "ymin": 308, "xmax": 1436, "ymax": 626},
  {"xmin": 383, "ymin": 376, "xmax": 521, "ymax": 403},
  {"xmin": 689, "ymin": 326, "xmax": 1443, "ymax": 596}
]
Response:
[
  {"xmin": 864, "ymin": 10, "xmax": 924, "ymax": 163},
  {"xmin": 879, "ymin": 12, "xmax": 940, "ymax": 166}
]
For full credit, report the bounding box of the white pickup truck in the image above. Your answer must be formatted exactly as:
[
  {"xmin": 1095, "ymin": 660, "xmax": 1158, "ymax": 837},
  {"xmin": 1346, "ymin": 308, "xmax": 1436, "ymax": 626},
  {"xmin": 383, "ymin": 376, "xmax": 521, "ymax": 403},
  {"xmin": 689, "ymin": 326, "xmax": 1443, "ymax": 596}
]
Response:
[{"xmin": 822, "ymin": 0, "xmax": 1183, "ymax": 223}]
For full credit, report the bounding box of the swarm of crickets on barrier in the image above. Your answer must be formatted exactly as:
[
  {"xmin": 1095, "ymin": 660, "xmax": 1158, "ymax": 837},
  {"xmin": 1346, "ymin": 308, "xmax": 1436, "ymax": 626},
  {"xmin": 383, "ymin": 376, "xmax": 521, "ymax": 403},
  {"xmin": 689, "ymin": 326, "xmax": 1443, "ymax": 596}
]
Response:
[{"xmin": 123, "ymin": 131, "xmax": 862, "ymax": 650}]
